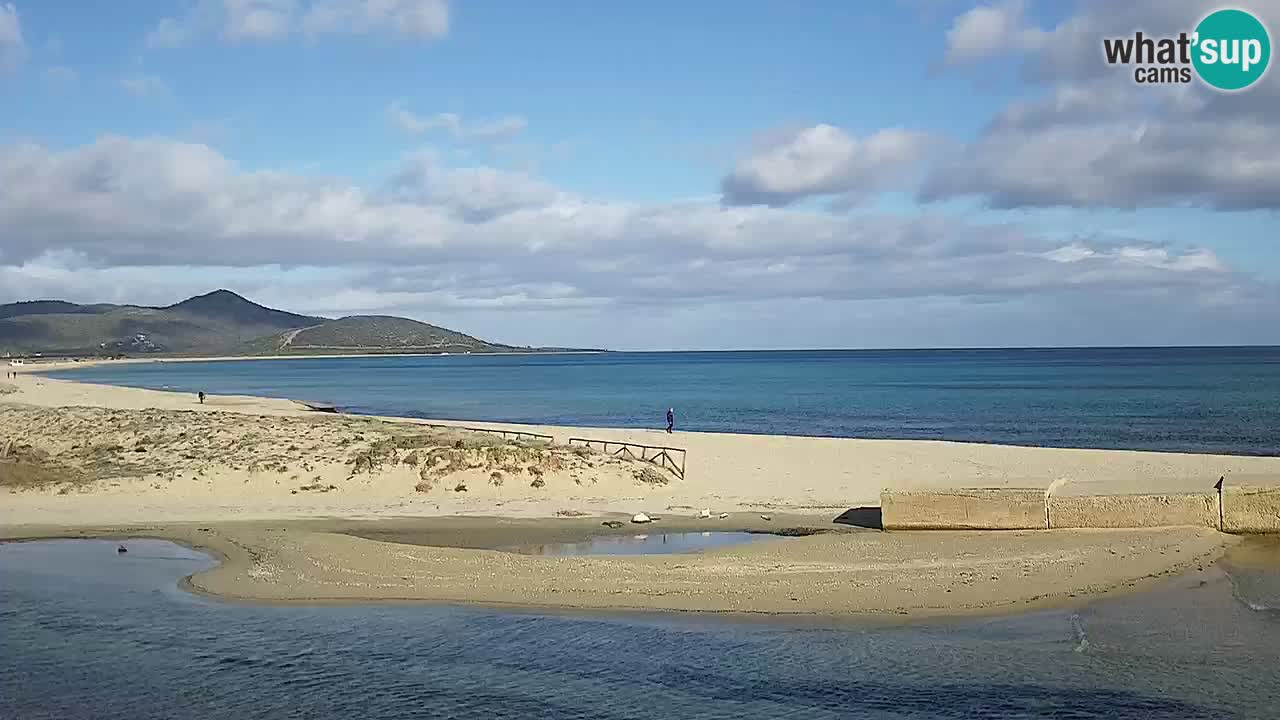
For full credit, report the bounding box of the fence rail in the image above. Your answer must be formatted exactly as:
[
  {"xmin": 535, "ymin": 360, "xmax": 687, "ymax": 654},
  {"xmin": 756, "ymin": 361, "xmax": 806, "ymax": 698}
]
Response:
[
  {"xmin": 566, "ymin": 437, "xmax": 687, "ymax": 480},
  {"xmin": 423, "ymin": 423, "xmax": 555, "ymax": 443}
]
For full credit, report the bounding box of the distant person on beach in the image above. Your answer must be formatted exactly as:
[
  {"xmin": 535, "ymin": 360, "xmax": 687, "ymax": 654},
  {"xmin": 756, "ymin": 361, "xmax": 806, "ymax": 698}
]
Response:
[
  {"xmin": 666, "ymin": 407, "xmax": 675, "ymax": 433},
  {"xmin": 198, "ymin": 391, "xmax": 205, "ymax": 404}
]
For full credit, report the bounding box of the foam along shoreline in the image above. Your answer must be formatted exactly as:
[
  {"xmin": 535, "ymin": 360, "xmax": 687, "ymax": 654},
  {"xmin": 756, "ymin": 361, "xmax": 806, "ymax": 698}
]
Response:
[{"xmin": 0, "ymin": 520, "xmax": 1235, "ymax": 618}]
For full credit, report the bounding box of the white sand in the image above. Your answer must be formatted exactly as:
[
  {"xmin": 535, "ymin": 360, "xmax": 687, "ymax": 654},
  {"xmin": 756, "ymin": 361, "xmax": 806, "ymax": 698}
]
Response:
[
  {"xmin": 2, "ymin": 365, "xmax": 1263, "ymax": 616},
  {"xmin": 4, "ymin": 367, "xmax": 1280, "ymax": 527}
]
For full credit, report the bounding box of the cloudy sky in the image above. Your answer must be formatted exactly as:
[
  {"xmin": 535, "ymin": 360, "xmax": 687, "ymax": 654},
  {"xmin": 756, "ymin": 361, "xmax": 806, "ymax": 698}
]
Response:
[{"xmin": 1, "ymin": 0, "xmax": 1278, "ymax": 350}]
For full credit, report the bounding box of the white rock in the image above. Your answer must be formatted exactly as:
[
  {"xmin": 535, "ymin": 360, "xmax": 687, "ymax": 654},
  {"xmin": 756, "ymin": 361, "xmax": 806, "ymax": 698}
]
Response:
[
  {"xmin": 697, "ymin": 508, "xmax": 711, "ymax": 519},
  {"xmin": 719, "ymin": 513, "xmax": 730, "ymax": 519},
  {"xmin": 631, "ymin": 513, "xmax": 652, "ymax": 524}
]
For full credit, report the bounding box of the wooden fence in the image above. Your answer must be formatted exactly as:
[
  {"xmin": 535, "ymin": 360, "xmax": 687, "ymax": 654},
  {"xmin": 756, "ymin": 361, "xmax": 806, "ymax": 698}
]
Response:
[
  {"xmin": 422, "ymin": 423, "xmax": 555, "ymax": 443},
  {"xmin": 566, "ymin": 437, "xmax": 687, "ymax": 480}
]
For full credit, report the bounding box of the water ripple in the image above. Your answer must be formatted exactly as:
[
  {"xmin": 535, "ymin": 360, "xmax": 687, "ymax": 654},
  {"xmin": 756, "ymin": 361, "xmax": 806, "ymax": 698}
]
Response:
[{"xmin": 2, "ymin": 540, "xmax": 1277, "ymax": 719}]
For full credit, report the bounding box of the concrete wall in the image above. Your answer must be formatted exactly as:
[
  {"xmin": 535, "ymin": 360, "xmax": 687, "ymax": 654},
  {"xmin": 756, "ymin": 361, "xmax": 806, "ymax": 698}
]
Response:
[
  {"xmin": 1049, "ymin": 493, "xmax": 1218, "ymax": 530},
  {"xmin": 881, "ymin": 488, "xmax": 1045, "ymax": 530},
  {"xmin": 880, "ymin": 484, "xmax": 1280, "ymax": 534},
  {"xmin": 1222, "ymin": 486, "xmax": 1280, "ymax": 534}
]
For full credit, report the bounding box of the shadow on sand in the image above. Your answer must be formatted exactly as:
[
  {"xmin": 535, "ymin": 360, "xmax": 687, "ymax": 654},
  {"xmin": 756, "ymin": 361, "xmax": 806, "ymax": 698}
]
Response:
[{"xmin": 833, "ymin": 506, "xmax": 883, "ymax": 530}]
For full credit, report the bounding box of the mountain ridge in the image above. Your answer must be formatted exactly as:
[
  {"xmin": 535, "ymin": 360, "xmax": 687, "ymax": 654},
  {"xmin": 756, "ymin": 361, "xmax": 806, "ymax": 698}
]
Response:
[{"xmin": 0, "ymin": 290, "xmax": 548, "ymax": 358}]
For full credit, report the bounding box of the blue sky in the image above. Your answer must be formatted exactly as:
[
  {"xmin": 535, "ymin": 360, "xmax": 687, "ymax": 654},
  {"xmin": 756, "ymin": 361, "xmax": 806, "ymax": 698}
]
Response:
[
  {"xmin": 8, "ymin": 2, "xmax": 1024, "ymax": 191},
  {"xmin": 1, "ymin": 0, "xmax": 1279, "ymax": 349}
]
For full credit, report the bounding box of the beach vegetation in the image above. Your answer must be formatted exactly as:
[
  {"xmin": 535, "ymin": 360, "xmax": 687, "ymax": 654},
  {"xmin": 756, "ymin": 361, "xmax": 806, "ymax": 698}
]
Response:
[
  {"xmin": 634, "ymin": 466, "xmax": 670, "ymax": 486},
  {"xmin": 0, "ymin": 443, "xmax": 84, "ymax": 489},
  {"xmin": 1, "ymin": 405, "xmax": 662, "ymax": 499}
]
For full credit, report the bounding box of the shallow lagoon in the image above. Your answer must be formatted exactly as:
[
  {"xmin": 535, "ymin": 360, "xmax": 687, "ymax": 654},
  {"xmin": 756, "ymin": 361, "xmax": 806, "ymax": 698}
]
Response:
[
  {"xmin": 2, "ymin": 538, "xmax": 1279, "ymax": 720},
  {"xmin": 503, "ymin": 531, "xmax": 775, "ymax": 556}
]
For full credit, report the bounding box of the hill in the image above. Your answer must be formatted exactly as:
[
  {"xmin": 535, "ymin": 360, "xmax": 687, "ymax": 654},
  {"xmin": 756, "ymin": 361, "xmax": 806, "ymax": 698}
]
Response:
[
  {"xmin": 0, "ymin": 300, "xmax": 111, "ymax": 320},
  {"xmin": 264, "ymin": 315, "xmax": 517, "ymax": 354},
  {"xmin": 164, "ymin": 289, "xmax": 320, "ymax": 328},
  {"xmin": 0, "ymin": 290, "xmax": 537, "ymax": 358}
]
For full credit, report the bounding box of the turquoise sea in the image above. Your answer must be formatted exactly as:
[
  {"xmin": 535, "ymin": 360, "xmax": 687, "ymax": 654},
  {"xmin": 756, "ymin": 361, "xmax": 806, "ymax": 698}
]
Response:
[{"xmin": 54, "ymin": 347, "xmax": 1280, "ymax": 455}]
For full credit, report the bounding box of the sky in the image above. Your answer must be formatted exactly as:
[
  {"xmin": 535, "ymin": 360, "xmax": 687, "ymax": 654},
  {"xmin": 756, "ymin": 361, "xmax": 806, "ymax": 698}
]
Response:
[{"xmin": 1, "ymin": 0, "xmax": 1279, "ymax": 350}]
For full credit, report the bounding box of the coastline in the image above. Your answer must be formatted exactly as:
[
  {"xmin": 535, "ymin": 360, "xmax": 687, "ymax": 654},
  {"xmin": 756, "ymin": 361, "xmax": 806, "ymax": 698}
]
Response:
[
  {"xmin": 0, "ymin": 519, "xmax": 1234, "ymax": 620},
  {"xmin": 2, "ymin": 366, "xmax": 1277, "ymax": 618},
  {"xmin": 10, "ymin": 349, "xmax": 608, "ymax": 373}
]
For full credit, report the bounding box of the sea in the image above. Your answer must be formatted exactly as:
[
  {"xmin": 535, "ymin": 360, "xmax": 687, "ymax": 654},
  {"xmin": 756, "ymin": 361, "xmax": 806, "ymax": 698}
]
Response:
[
  {"xmin": 51, "ymin": 347, "xmax": 1280, "ymax": 455},
  {"xmin": 2, "ymin": 538, "xmax": 1279, "ymax": 719}
]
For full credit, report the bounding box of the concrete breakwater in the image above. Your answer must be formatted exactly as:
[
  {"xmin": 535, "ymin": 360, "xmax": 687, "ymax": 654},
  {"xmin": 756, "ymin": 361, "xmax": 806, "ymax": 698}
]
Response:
[{"xmin": 881, "ymin": 482, "xmax": 1280, "ymax": 533}]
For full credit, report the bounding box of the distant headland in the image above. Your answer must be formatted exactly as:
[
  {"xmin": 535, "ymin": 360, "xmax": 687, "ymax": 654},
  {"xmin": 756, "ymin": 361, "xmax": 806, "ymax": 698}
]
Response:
[{"xmin": 0, "ymin": 289, "xmax": 600, "ymax": 359}]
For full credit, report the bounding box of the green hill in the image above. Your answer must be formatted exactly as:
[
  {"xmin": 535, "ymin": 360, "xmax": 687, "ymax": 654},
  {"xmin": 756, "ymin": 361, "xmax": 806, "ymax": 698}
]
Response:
[
  {"xmin": 260, "ymin": 315, "xmax": 516, "ymax": 354},
  {"xmin": 0, "ymin": 290, "xmax": 538, "ymax": 358}
]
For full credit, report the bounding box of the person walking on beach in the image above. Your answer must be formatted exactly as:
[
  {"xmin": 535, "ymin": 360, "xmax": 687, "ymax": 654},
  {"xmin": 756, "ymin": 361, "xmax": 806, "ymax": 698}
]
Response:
[
  {"xmin": 666, "ymin": 407, "xmax": 675, "ymax": 434},
  {"xmin": 197, "ymin": 391, "xmax": 205, "ymax": 405}
]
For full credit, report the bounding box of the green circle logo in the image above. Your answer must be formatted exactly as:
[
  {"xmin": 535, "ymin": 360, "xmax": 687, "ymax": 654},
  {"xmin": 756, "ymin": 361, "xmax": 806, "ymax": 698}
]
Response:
[{"xmin": 1193, "ymin": 9, "xmax": 1271, "ymax": 91}]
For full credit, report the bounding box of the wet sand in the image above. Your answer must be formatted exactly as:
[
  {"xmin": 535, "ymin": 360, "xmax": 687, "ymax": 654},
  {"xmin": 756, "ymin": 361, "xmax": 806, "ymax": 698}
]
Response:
[{"xmin": 0, "ymin": 519, "xmax": 1232, "ymax": 618}]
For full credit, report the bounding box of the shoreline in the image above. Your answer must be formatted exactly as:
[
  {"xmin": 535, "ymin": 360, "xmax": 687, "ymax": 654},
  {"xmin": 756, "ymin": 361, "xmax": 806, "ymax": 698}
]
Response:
[
  {"xmin": 3, "ymin": 368, "xmax": 1277, "ymax": 619},
  {"xmin": 0, "ymin": 519, "xmax": 1235, "ymax": 622},
  {"xmin": 21, "ymin": 359, "xmax": 1280, "ymax": 460},
  {"xmin": 9, "ymin": 349, "xmax": 609, "ymax": 373}
]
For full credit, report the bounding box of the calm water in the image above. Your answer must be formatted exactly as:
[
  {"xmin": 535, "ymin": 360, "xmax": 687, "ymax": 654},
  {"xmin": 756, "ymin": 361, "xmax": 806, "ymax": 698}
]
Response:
[
  {"xmin": 505, "ymin": 531, "xmax": 773, "ymax": 557},
  {"xmin": 3, "ymin": 539, "xmax": 1280, "ymax": 719},
  {"xmin": 53, "ymin": 347, "xmax": 1280, "ymax": 455}
]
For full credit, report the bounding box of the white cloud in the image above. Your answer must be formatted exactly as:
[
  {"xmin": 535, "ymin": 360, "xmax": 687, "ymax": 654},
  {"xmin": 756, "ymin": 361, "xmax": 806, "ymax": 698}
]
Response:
[
  {"xmin": 0, "ymin": 136, "xmax": 1251, "ymax": 316},
  {"xmin": 923, "ymin": 0, "xmax": 1280, "ymax": 210},
  {"xmin": 146, "ymin": 16, "xmax": 196, "ymax": 49},
  {"xmin": 303, "ymin": 0, "xmax": 449, "ymax": 39},
  {"xmin": 1, "ymin": 133, "xmax": 1272, "ymax": 350},
  {"xmin": 387, "ymin": 103, "xmax": 527, "ymax": 143},
  {"xmin": 147, "ymin": 0, "xmax": 448, "ymax": 48},
  {"xmin": 0, "ymin": 3, "xmax": 25, "ymax": 74},
  {"xmin": 943, "ymin": 0, "xmax": 1043, "ymax": 65},
  {"xmin": 223, "ymin": 0, "xmax": 296, "ymax": 41},
  {"xmin": 720, "ymin": 125, "xmax": 935, "ymax": 206},
  {"xmin": 386, "ymin": 150, "xmax": 564, "ymax": 221},
  {"xmin": 119, "ymin": 74, "xmax": 169, "ymax": 97}
]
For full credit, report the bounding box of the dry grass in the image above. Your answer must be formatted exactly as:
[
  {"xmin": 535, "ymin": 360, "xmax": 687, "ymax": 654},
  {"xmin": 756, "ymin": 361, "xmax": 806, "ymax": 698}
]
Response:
[
  {"xmin": 0, "ymin": 443, "xmax": 84, "ymax": 489},
  {"xmin": 0, "ymin": 404, "xmax": 666, "ymax": 495},
  {"xmin": 635, "ymin": 465, "xmax": 671, "ymax": 486}
]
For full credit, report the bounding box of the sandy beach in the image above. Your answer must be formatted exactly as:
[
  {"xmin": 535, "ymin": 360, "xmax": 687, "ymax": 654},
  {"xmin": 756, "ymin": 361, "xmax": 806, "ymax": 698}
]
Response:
[
  {"xmin": 3, "ymin": 364, "xmax": 1277, "ymax": 616},
  {"xmin": 0, "ymin": 517, "xmax": 1232, "ymax": 618}
]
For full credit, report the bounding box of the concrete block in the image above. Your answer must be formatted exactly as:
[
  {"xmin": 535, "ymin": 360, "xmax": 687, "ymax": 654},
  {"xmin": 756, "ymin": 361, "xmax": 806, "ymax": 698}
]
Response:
[
  {"xmin": 880, "ymin": 488, "xmax": 1045, "ymax": 530},
  {"xmin": 1048, "ymin": 493, "xmax": 1217, "ymax": 530},
  {"xmin": 1223, "ymin": 486, "xmax": 1280, "ymax": 534}
]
